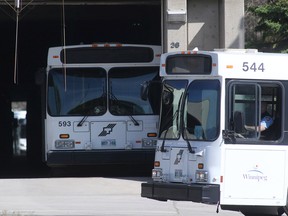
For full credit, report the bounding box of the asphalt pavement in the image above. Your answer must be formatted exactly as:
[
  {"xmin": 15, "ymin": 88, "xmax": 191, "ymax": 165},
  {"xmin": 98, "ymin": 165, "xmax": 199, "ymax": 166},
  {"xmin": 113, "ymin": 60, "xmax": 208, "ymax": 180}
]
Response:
[{"xmin": 0, "ymin": 177, "xmax": 243, "ymax": 216}]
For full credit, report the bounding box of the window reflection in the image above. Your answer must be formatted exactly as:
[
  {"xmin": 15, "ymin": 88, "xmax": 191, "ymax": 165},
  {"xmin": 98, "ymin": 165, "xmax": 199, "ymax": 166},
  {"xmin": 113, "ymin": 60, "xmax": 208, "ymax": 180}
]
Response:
[
  {"xmin": 48, "ymin": 68, "xmax": 106, "ymax": 116},
  {"xmin": 183, "ymin": 80, "xmax": 220, "ymax": 141},
  {"xmin": 109, "ymin": 67, "xmax": 160, "ymax": 115}
]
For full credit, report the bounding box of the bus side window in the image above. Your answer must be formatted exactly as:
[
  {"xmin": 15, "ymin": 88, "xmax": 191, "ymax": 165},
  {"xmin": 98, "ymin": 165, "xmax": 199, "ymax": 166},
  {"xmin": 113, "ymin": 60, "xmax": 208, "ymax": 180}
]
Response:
[
  {"xmin": 227, "ymin": 82, "xmax": 282, "ymax": 142},
  {"xmin": 233, "ymin": 111, "xmax": 245, "ymax": 134}
]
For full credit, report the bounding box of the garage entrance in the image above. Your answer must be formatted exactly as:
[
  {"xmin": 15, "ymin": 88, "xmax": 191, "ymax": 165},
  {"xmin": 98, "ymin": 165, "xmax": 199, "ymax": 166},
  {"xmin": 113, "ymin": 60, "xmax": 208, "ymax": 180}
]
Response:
[{"xmin": 0, "ymin": 1, "xmax": 161, "ymax": 171}]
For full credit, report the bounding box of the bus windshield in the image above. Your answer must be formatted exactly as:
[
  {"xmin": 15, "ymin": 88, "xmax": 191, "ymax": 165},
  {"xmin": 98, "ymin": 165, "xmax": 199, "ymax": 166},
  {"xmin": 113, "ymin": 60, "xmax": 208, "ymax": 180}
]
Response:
[
  {"xmin": 48, "ymin": 66, "xmax": 160, "ymax": 116},
  {"xmin": 109, "ymin": 67, "xmax": 160, "ymax": 115},
  {"xmin": 159, "ymin": 80, "xmax": 187, "ymax": 139},
  {"xmin": 48, "ymin": 68, "xmax": 107, "ymax": 116},
  {"xmin": 183, "ymin": 80, "xmax": 221, "ymax": 141},
  {"xmin": 159, "ymin": 79, "xmax": 220, "ymax": 141}
]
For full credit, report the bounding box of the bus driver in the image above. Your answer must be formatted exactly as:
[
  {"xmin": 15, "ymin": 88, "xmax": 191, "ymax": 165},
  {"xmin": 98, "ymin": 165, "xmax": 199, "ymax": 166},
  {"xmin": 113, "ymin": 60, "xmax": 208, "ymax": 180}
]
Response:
[{"xmin": 245, "ymin": 101, "xmax": 274, "ymax": 132}]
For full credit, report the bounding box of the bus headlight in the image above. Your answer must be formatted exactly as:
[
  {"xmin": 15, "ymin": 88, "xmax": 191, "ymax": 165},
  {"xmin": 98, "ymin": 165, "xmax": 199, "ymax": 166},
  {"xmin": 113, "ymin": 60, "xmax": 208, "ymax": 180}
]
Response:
[
  {"xmin": 55, "ymin": 140, "xmax": 75, "ymax": 149},
  {"xmin": 152, "ymin": 168, "xmax": 162, "ymax": 179},
  {"xmin": 142, "ymin": 138, "xmax": 157, "ymax": 147},
  {"xmin": 196, "ymin": 170, "xmax": 208, "ymax": 182}
]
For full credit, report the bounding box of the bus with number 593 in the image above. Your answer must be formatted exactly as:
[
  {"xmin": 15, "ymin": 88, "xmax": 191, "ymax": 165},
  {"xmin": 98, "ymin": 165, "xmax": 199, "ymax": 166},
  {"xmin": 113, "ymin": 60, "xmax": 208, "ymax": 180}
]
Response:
[{"xmin": 39, "ymin": 43, "xmax": 161, "ymax": 167}]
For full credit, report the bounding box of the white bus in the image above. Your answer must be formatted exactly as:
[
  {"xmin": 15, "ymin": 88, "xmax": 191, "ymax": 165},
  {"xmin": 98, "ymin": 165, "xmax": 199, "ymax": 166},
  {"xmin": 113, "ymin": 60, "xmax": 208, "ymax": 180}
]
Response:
[
  {"xmin": 42, "ymin": 43, "xmax": 161, "ymax": 167},
  {"xmin": 141, "ymin": 49, "xmax": 288, "ymax": 216}
]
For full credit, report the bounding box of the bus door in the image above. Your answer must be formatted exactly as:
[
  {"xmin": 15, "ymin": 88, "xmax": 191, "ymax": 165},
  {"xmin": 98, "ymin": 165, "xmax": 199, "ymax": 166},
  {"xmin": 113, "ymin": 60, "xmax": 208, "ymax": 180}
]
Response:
[{"xmin": 221, "ymin": 81, "xmax": 287, "ymax": 207}]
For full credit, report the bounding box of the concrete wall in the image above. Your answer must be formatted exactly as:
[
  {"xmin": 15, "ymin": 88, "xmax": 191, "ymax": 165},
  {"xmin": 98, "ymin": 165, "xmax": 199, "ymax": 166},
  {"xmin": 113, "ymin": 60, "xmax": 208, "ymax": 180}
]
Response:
[{"xmin": 162, "ymin": 0, "xmax": 245, "ymax": 52}]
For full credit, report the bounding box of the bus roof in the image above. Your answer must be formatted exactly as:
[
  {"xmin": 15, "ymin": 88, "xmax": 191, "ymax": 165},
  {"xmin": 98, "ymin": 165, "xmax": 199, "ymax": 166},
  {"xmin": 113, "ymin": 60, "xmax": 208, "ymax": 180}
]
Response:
[{"xmin": 160, "ymin": 49, "xmax": 288, "ymax": 80}]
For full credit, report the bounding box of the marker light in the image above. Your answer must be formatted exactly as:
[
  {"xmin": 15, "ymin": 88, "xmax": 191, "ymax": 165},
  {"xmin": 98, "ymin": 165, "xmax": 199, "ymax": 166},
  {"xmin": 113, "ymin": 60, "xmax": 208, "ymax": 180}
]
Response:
[
  {"xmin": 147, "ymin": 133, "xmax": 157, "ymax": 137},
  {"xmin": 154, "ymin": 161, "xmax": 160, "ymax": 167},
  {"xmin": 198, "ymin": 163, "xmax": 204, "ymax": 169},
  {"xmin": 226, "ymin": 65, "xmax": 233, "ymax": 69},
  {"xmin": 59, "ymin": 134, "xmax": 69, "ymax": 139}
]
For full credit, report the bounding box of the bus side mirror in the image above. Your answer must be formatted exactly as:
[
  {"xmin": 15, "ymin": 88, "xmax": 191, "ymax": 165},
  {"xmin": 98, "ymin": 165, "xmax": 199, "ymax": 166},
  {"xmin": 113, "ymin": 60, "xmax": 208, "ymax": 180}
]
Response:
[
  {"xmin": 141, "ymin": 81, "xmax": 149, "ymax": 101},
  {"xmin": 35, "ymin": 68, "xmax": 46, "ymax": 85}
]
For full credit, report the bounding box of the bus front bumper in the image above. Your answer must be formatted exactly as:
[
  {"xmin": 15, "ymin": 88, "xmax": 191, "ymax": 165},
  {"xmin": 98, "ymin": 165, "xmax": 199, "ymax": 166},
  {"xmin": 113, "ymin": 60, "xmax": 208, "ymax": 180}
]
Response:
[
  {"xmin": 46, "ymin": 149, "xmax": 155, "ymax": 167},
  {"xmin": 141, "ymin": 181, "xmax": 220, "ymax": 204}
]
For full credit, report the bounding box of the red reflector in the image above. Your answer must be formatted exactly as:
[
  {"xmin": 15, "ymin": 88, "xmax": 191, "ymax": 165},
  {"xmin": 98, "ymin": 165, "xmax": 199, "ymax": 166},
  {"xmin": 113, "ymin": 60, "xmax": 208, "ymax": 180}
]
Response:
[
  {"xmin": 53, "ymin": 55, "xmax": 59, "ymax": 59},
  {"xmin": 75, "ymin": 141, "xmax": 81, "ymax": 144},
  {"xmin": 220, "ymin": 176, "xmax": 223, "ymax": 183}
]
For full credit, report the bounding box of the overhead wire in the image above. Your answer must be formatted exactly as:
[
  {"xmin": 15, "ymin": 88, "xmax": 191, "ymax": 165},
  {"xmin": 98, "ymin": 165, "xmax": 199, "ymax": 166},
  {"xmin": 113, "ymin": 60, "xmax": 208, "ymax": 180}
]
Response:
[
  {"xmin": 62, "ymin": 0, "xmax": 67, "ymax": 91},
  {"xmin": 3, "ymin": 0, "xmax": 35, "ymax": 84},
  {"xmin": 14, "ymin": 2, "xmax": 19, "ymax": 84}
]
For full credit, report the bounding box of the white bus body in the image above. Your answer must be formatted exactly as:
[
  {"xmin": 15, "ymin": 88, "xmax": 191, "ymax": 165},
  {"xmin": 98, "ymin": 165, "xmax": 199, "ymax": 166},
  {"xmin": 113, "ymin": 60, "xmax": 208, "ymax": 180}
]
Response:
[
  {"xmin": 141, "ymin": 49, "xmax": 288, "ymax": 215},
  {"xmin": 43, "ymin": 43, "xmax": 161, "ymax": 167}
]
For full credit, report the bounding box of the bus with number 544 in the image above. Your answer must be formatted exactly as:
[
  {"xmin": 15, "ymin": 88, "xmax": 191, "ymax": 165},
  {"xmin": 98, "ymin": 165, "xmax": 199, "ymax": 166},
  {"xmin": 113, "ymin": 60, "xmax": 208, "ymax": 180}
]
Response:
[
  {"xmin": 141, "ymin": 48, "xmax": 288, "ymax": 216},
  {"xmin": 39, "ymin": 43, "xmax": 161, "ymax": 167}
]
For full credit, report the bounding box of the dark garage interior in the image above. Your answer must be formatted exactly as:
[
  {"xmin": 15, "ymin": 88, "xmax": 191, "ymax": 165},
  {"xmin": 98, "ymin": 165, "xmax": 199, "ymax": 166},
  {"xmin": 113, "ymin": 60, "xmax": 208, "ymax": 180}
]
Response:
[{"xmin": 0, "ymin": 0, "xmax": 161, "ymax": 176}]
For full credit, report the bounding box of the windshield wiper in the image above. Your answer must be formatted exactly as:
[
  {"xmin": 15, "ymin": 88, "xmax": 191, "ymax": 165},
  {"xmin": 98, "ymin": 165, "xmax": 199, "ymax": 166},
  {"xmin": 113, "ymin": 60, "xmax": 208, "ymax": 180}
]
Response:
[
  {"xmin": 160, "ymin": 92, "xmax": 183, "ymax": 152},
  {"xmin": 109, "ymin": 92, "xmax": 140, "ymax": 126},
  {"xmin": 77, "ymin": 115, "xmax": 88, "ymax": 127},
  {"xmin": 183, "ymin": 127, "xmax": 195, "ymax": 153},
  {"xmin": 129, "ymin": 115, "xmax": 140, "ymax": 126}
]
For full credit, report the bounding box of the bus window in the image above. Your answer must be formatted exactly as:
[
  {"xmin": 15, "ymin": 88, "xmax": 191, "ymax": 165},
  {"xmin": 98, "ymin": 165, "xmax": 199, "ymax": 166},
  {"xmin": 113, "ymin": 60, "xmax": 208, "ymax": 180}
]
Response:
[
  {"xmin": 158, "ymin": 80, "xmax": 187, "ymax": 140},
  {"xmin": 109, "ymin": 67, "xmax": 160, "ymax": 116},
  {"xmin": 183, "ymin": 80, "xmax": 221, "ymax": 141},
  {"xmin": 226, "ymin": 81, "xmax": 282, "ymax": 142},
  {"xmin": 48, "ymin": 68, "xmax": 107, "ymax": 116}
]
